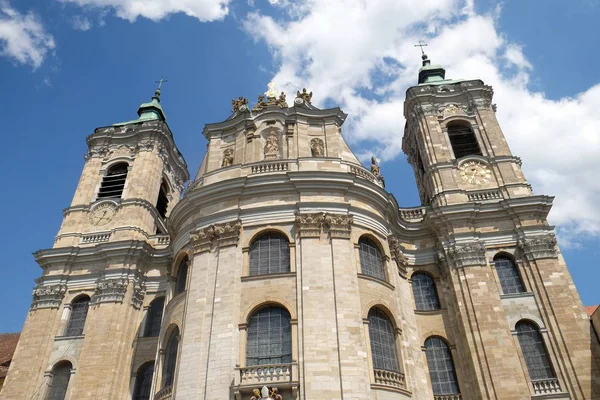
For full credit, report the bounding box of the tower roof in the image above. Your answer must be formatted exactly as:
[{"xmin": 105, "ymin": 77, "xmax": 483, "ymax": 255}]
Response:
[
  {"xmin": 418, "ymin": 53, "xmax": 446, "ymax": 84},
  {"xmin": 113, "ymin": 88, "xmax": 167, "ymax": 126}
]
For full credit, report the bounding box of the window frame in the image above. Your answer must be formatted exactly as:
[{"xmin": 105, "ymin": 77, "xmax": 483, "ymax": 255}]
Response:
[
  {"xmin": 248, "ymin": 231, "xmax": 291, "ymax": 277},
  {"xmin": 424, "ymin": 336, "xmax": 460, "ymax": 396},
  {"xmin": 515, "ymin": 320, "xmax": 556, "ymax": 381},
  {"xmin": 245, "ymin": 306, "xmax": 293, "ymax": 367},
  {"xmin": 143, "ymin": 297, "xmax": 165, "ymax": 338},
  {"xmin": 64, "ymin": 295, "xmax": 90, "ymax": 337},
  {"xmin": 132, "ymin": 361, "xmax": 154, "ymax": 400},
  {"xmin": 494, "ymin": 255, "xmax": 526, "ymax": 295},
  {"xmin": 97, "ymin": 162, "xmax": 129, "ymax": 200},
  {"xmin": 174, "ymin": 256, "xmax": 189, "ymax": 296},
  {"xmin": 446, "ymin": 121, "xmax": 482, "ymax": 159},
  {"xmin": 367, "ymin": 307, "xmax": 401, "ymax": 373},
  {"xmin": 161, "ymin": 326, "xmax": 180, "ymax": 389},
  {"xmin": 358, "ymin": 236, "xmax": 387, "ymax": 281},
  {"xmin": 411, "ymin": 272, "xmax": 441, "ymax": 311},
  {"xmin": 45, "ymin": 361, "xmax": 73, "ymax": 400}
]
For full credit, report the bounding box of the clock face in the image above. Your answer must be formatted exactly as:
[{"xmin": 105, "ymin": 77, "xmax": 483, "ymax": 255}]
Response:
[
  {"xmin": 89, "ymin": 203, "xmax": 117, "ymax": 226},
  {"xmin": 459, "ymin": 160, "xmax": 492, "ymax": 185}
]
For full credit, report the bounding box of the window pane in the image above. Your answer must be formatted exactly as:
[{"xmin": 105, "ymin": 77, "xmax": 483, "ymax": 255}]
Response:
[
  {"xmin": 46, "ymin": 363, "xmax": 72, "ymax": 400},
  {"xmin": 144, "ymin": 297, "xmax": 165, "ymax": 337},
  {"xmin": 425, "ymin": 337, "xmax": 459, "ymax": 395},
  {"xmin": 359, "ymin": 238, "xmax": 385, "ymax": 281},
  {"xmin": 162, "ymin": 328, "xmax": 180, "ymax": 388},
  {"xmin": 494, "ymin": 257, "xmax": 525, "ymax": 294},
  {"xmin": 516, "ymin": 322, "xmax": 555, "ymax": 380},
  {"xmin": 133, "ymin": 362, "xmax": 154, "ymax": 400},
  {"xmin": 249, "ymin": 233, "xmax": 290, "ymax": 276},
  {"xmin": 412, "ymin": 274, "xmax": 440, "ymax": 311},
  {"xmin": 65, "ymin": 297, "xmax": 89, "ymax": 337},
  {"xmin": 175, "ymin": 258, "xmax": 188, "ymax": 295},
  {"xmin": 368, "ymin": 308, "xmax": 399, "ymax": 372},
  {"xmin": 246, "ymin": 307, "xmax": 292, "ymax": 366}
]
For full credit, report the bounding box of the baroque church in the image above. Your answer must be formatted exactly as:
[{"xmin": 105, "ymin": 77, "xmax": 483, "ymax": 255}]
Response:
[{"xmin": 1, "ymin": 55, "xmax": 599, "ymax": 400}]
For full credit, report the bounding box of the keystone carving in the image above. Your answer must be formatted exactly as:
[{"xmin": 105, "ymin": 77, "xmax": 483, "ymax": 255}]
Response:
[
  {"xmin": 388, "ymin": 237, "xmax": 408, "ymax": 278},
  {"xmin": 447, "ymin": 241, "xmax": 487, "ymax": 268},
  {"xmin": 91, "ymin": 277, "xmax": 129, "ymax": 304},
  {"xmin": 324, "ymin": 214, "xmax": 353, "ymax": 239},
  {"xmin": 190, "ymin": 220, "xmax": 242, "ymax": 253},
  {"xmin": 31, "ymin": 282, "xmax": 67, "ymax": 310},
  {"xmin": 518, "ymin": 233, "xmax": 558, "ymax": 261}
]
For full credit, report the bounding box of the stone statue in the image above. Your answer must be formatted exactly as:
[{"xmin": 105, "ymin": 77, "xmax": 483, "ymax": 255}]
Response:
[
  {"xmin": 270, "ymin": 387, "xmax": 282, "ymax": 400},
  {"xmin": 232, "ymin": 96, "xmax": 248, "ymax": 113},
  {"xmin": 264, "ymin": 132, "xmax": 279, "ymax": 158},
  {"xmin": 371, "ymin": 156, "xmax": 380, "ymax": 176},
  {"xmin": 310, "ymin": 138, "xmax": 324, "ymax": 157},
  {"xmin": 296, "ymin": 88, "xmax": 313, "ymax": 103},
  {"xmin": 222, "ymin": 148, "xmax": 234, "ymax": 167}
]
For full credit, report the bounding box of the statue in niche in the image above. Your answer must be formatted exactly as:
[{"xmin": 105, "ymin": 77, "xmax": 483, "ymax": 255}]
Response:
[
  {"xmin": 222, "ymin": 148, "xmax": 234, "ymax": 167},
  {"xmin": 264, "ymin": 132, "xmax": 280, "ymax": 159},
  {"xmin": 310, "ymin": 138, "xmax": 324, "ymax": 157}
]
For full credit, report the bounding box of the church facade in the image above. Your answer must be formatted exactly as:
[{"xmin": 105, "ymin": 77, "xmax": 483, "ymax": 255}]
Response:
[{"xmin": 1, "ymin": 57, "xmax": 599, "ymax": 400}]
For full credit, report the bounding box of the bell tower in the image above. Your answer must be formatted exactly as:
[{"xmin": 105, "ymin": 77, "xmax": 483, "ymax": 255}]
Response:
[{"xmin": 402, "ymin": 53, "xmax": 532, "ymax": 206}]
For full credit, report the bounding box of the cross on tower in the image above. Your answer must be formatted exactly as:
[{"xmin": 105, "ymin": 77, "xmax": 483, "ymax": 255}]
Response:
[
  {"xmin": 155, "ymin": 77, "xmax": 168, "ymax": 89},
  {"xmin": 414, "ymin": 41, "xmax": 428, "ymax": 55}
]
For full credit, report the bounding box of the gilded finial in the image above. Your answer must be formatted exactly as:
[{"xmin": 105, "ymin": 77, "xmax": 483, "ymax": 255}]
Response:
[{"xmin": 265, "ymin": 82, "xmax": 278, "ymax": 98}]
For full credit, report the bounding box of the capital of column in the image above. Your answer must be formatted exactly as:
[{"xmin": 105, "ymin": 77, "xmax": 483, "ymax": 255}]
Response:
[
  {"xmin": 517, "ymin": 233, "xmax": 558, "ymax": 261},
  {"xmin": 190, "ymin": 219, "xmax": 242, "ymax": 253},
  {"xmin": 447, "ymin": 241, "xmax": 487, "ymax": 268}
]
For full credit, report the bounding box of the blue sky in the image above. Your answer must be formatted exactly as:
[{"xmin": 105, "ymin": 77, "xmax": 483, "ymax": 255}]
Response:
[{"xmin": 1, "ymin": 0, "xmax": 599, "ymax": 333}]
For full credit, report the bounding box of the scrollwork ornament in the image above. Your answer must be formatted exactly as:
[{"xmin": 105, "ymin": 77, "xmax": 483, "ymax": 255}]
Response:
[
  {"xmin": 388, "ymin": 237, "xmax": 408, "ymax": 278},
  {"xmin": 130, "ymin": 271, "xmax": 146, "ymax": 309}
]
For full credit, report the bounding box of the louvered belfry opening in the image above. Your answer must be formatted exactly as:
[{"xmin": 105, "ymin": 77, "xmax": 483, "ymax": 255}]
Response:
[
  {"xmin": 156, "ymin": 180, "xmax": 169, "ymax": 219},
  {"xmin": 98, "ymin": 163, "xmax": 128, "ymax": 199},
  {"xmin": 447, "ymin": 123, "xmax": 482, "ymax": 159}
]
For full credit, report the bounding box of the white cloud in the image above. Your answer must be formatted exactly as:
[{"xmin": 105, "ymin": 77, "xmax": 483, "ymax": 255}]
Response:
[
  {"xmin": 0, "ymin": 2, "xmax": 55, "ymax": 68},
  {"xmin": 72, "ymin": 15, "xmax": 92, "ymax": 31},
  {"xmin": 58, "ymin": 0, "xmax": 230, "ymax": 22},
  {"xmin": 243, "ymin": 1, "xmax": 600, "ymax": 241}
]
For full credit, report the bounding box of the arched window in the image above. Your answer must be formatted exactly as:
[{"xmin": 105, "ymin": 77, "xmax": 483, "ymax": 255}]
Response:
[
  {"xmin": 143, "ymin": 297, "xmax": 165, "ymax": 337},
  {"xmin": 46, "ymin": 361, "xmax": 72, "ymax": 400},
  {"xmin": 174, "ymin": 257, "xmax": 188, "ymax": 295},
  {"xmin": 133, "ymin": 362, "xmax": 154, "ymax": 400},
  {"xmin": 249, "ymin": 232, "xmax": 290, "ymax": 276},
  {"xmin": 411, "ymin": 273, "xmax": 440, "ymax": 311},
  {"xmin": 246, "ymin": 306, "xmax": 292, "ymax": 366},
  {"xmin": 516, "ymin": 321, "xmax": 555, "ymax": 380},
  {"xmin": 98, "ymin": 162, "xmax": 128, "ymax": 199},
  {"xmin": 447, "ymin": 122, "xmax": 482, "ymax": 159},
  {"xmin": 368, "ymin": 308, "xmax": 399, "ymax": 372},
  {"xmin": 494, "ymin": 255, "xmax": 525, "ymax": 294},
  {"xmin": 161, "ymin": 327, "xmax": 180, "ymax": 389},
  {"xmin": 65, "ymin": 296, "xmax": 90, "ymax": 336},
  {"xmin": 156, "ymin": 180, "xmax": 169, "ymax": 219},
  {"xmin": 359, "ymin": 237, "xmax": 386, "ymax": 281},
  {"xmin": 425, "ymin": 337, "xmax": 460, "ymax": 396}
]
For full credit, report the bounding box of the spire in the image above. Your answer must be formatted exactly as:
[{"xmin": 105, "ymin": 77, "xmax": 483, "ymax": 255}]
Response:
[
  {"xmin": 136, "ymin": 83, "xmax": 167, "ymax": 122},
  {"xmin": 417, "ymin": 52, "xmax": 446, "ymax": 85}
]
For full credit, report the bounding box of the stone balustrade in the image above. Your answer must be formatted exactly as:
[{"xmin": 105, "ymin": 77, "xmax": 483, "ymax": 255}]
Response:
[
  {"xmin": 251, "ymin": 161, "xmax": 288, "ymax": 174},
  {"xmin": 154, "ymin": 385, "xmax": 173, "ymax": 400},
  {"xmin": 149, "ymin": 234, "xmax": 170, "ymax": 246},
  {"xmin": 434, "ymin": 394, "xmax": 462, "ymax": 400},
  {"xmin": 237, "ymin": 363, "xmax": 295, "ymax": 386},
  {"xmin": 80, "ymin": 232, "xmax": 111, "ymax": 244},
  {"xmin": 532, "ymin": 378, "xmax": 561, "ymax": 394},
  {"xmin": 373, "ymin": 369, "xmax": 405, "ymax": 388},
  {"xmin": 467, "ymin": 190, "xmax": 502, "ymax": 202},
  {"xmin": 398, "ymin": 207, "xmax": 427, "ymax": 222}
]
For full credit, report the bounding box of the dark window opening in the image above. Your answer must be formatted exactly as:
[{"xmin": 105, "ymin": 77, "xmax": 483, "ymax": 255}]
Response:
[
  {"xmin": 412, "ymin": 273, "xmax": 441, "ymax": 311},
  {"xmin": 143, "ymin": 297, "xmax": 165, "ymax": 337},
  {"xmin": 175, "ymin": 257, "xmax": 188, "ymax": 295},
  {"xmin": 246, "ymin": 306, "xmax": 292, "ymax": 366},
  {"xmin": 133, "ymin": 362, "xmax": 154, "ymax": 400},
  {"xmin": 447, "ymin": 123, "xmax": 482, "ymax": 159},
  {"xmin": 249, "ymin": 232, "xmax": 290, "ymax": 276},
  {"xmin": 359, "ymin": 237, "xmax": 386, "ymax": 281},
  {"xmin": 161, "ymin": 327, "xmax": 180, "ymax": 388},
  {"xmin": 368, "ymin": 308, "xmax": 400, "ymax": 372},
  {"xmin": 156, "ymin": 181, "xmax": 169, "ymax": 219},
  {"xmin": 98, "ymin": 163, "xmax": 128, "ymax": 199},
  {"xmin": 65, "ymin": 296, "xmax": 90, "ymax": 337},
  {"xmin": 516, "ymin": 321, "xmax": 556, "ymax": 380},
  {"xmin": 494, "ymin": 256, "xmax": 526, "ymax": 294},
  {"xmin": 425, "ymin": 337, "xmax": 460, "ymax": 395},
  {"xmin": 46, "ymin": 362, "xmax": 72, "ymax": 400}
]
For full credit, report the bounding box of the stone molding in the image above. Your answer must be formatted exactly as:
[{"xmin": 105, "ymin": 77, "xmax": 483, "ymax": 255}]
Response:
[
  {"xmin": 517, "ymin": 233, "xmax": 558, "ymax": 261},
  {"xmin": 190, "ymin": 220, "xmax": 242, "ymax": 253},
  {"xmin": 91, "ymin": 277, "xmax": 129, "ymax": 305},
  {"xmin": 447, "ymin": 241, "xmax": 487, "ymax": 268},
  {"xmin": 388, "ymin": 237, "xmax": 408, "ymax": 278},
  {"xmin": 324, "ymin": 214, "xmax": 353, "ymax": 239},
  {"xmin": 295, "ymin": 212, "xmax": 353, "ymax": 238},
  {"xmin": 31, "ymin": 283, "xmax": 67, "ymax": 310}
]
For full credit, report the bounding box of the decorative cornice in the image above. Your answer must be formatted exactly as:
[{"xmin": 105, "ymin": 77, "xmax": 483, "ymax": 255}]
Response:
[
  {"xmin": 91, "ymin": 277, "xmax": 128, "ymax": 305},
  {"xmin": 518, "ymin": 233, "xmax": 558, "ymax": 261},
  {"xmin": 448, "ymin": 241, "xmax": 487, "ymax": 268},
  {"xmin": 31, "ymin": 283, "xmax": 67, "ymax": 310},
  {"xmin": 295, "ymin": 212, "xmax": 325, "ymax": 238},
  {"xmin": 190, "ymin": 220, "xmax": 242, "ymax": 253},
  {"xmin": 324, "ymin": 214, "xmax": 353, "ymax": 239},
  {"xmin": 388, "ymin": 237, "xmax": 408, "ymax": 278}
]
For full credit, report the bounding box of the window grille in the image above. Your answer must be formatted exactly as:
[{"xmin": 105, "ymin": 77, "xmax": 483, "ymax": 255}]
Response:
[
  {"xmin": 246, "ymin": 306, "xmax": 292, "ymax": 366},
  {"xmin": 447, "ymin": 124, "xmax": 482, "ymax": 159},
  {"xmin": 425, "ymin": 337, "xmax": 460, "ymax": 395},
  {"xmin": 174, "ymin": 258, "xmax": 188, "ymax": 295},
  {"xmin": 156, "ymin": 181, "xmax": 169, "ymax": 219},
  {"xmin": 516, "ymin": 321, "xmax": 555, "ymax": 380},
  {"xmin": 368, "ymin": 308, "xmax": 399, "ymax": 372},
  {"xmin": 161, "ymin": 328, "xmax": 180, "ymax": 388},
  {"xmin": 133, "ymin": 362, "xmax": 154, "ymax": 400},
  {"xmin": 143, "ymin": 297, "xmax": 165, "ymax": 337},
  {"xmin": 411, "ymin": 273, "xmax": 440, "ymax": 311},
  {"xmin": 359, "ymin": 238, "xmax": 386, "ymax": 281},
  {"xmin": 46, "ymin": 362, "xmax": 72, "ymax": 400},
  {"xmin": 97, "ymin": 163, "xmax": 128, "ymax": 199},
  {"xmin": 65, "ymin": 296, "xmax": 90, "ymax": 336},
  {"xmin": 249, "ymin": 233, "xmax": 290, "ymax": 276},
  {"xmin": 494, "ymin": 256, "xmax": 526, "ymax": 294}
]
